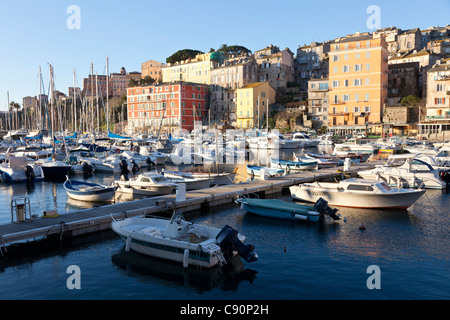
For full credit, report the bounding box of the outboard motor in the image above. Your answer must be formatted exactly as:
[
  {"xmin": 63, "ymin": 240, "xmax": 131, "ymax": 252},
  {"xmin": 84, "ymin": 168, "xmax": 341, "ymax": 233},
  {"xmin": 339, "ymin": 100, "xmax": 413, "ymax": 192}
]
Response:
[
  {"xmin": 216, "ymin": 225, "xmax": 258, "ymax": 263},
  {"xmin": 439, "ymin": 170, "xmax": 450, "ymax": 184},
  {"xmin": 25, "ymin": 165, "xmax": 35, "ymax": 182},
  {"xmin": 314, "ymin": 197, "xmax": 340, "ymax": 220},
  {"xmin": 131, "ymin": 159, "xmax": 139, "ymax": 173},
  {"xmin": 82, "ymin": 161, "xmax": 94, "ymax": 176},
  {"xmin": 119, "ymin": 159, "xmax": 129, "ymax": 175},
  {"xmin": 146, "ymin": 157, "xmax": 155, "ymax": 166}
]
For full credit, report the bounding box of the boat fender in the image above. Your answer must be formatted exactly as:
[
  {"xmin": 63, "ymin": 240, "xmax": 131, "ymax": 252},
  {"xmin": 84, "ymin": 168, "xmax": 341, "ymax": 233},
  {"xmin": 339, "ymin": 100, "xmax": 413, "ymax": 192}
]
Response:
[
  {"xmin": 183, "ymin": 249, "xmax": 189, "ymax": 268},
  {"xmin": 294, "ymin": 214, "xmax": 308, "ymax": 221}
]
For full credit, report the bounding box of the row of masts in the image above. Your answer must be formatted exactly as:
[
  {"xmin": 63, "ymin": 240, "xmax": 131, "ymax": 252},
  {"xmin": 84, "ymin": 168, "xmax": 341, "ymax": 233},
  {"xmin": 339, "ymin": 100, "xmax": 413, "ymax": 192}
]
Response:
[{"xmin": 2, "ymin": 58, "xmax": 116, "ymax": 135}]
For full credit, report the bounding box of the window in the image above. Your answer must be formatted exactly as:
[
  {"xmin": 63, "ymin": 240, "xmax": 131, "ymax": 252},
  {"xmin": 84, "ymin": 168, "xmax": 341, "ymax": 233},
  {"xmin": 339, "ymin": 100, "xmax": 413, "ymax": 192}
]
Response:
[
  {"xmin": 356, "ymin": 52, "xmax": 360, "ymax": 59},
  {"xmin": 366, "ymin": 78, "xmax": 370, "ymax": 85},
  {"xmin": 366, "ymin": 51, "xmax": 370, "ymax": 59},
  {"xmin": 437, "ymin": 84, "xmax": 444, "ymax": 92},
  {"xmin": 364, "ymin": 106, "xmax": 371, "ymax": 112},
  {"xmin": 344, "ymin": 79, "xmax": 349, "ymax": 87},
  {"xmin": 347, "ymin": 184, "xmax": 374, "ymax": 191},
  {"xmin": 333, "ymin": 95, "xmax": 339, "ymax": 104},
  {"xmin": 344, "ymin": 54, "xmax": 349, "ymax": 60},
  {"xmin": 333, "ymin": 55, "xmax": 339, "ymax": 62},
  {"xmin": 366, "ymin": 63, "xmax": 370, "ymax": 71},
  {"xmin": 343, "ymin": 65, "xmax": 350, "ymax": 73},
  {"xmin": 334, "ymin": 66, "xmax": 338, "ymax": 73},
  {"xmin": 355, "ymin": 64, "xmax": 362, "ymax": 72},
  {"xmin": 332, "ymin": 80, "xmax": 340, "ymax": 88},
  {"xmin": 355, "ymin": 94, "xmax": 359, "ymax": 101},
  {"xmin": 354, "ymin": 106, "xmax": 360, "ymax": 112},
  {"xmin": 343, "ymin": 94, "xmax": 350, "ymax": 101},
  {"xmin": 365, "ymin": 93, "xmax": 370, "ymax": 101},
  {"xmin": 354, "ymin": 79, "xmax": 362, "ymax": 86}
]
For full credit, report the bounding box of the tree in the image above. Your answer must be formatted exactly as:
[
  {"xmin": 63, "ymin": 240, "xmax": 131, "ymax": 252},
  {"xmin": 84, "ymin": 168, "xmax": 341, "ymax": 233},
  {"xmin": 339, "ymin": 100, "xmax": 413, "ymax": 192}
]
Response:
[
  {"xmin": 141, "ymin": 75, "xmax": 156, "ymax": 86},
  {"xmin": 400, "ymin": 95, "xmax": 421, "ymax": 106},
  {"xmin": 166, "ymin": 49, "xmax": 203, "ymax": 64},
  {"xmin": 216, "ymin": 44, "xmax": 251, "ymax": 57}
]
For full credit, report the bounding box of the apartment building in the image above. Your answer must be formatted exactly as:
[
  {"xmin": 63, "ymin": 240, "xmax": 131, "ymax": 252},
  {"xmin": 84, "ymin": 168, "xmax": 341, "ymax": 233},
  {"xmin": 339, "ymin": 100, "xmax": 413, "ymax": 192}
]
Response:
[
  {"xmin": 307, "ymin": 78, "xmax": 329, "ymax": 129},
  {"xmin": 235, "ymin": 82, "xmax": 275, "ymax": 129},
  {"xmin": 327, "ymin": 33, "xmax": 389, "ymax": 133},
  {"xmin": 141, "ymin": 59, "xmax": 165, "ymax": 81},
  {"xmin": 162, "ymin": 52, "xmax": 223, "ymax": 84},
  {"xmin": 295, "ymin": 42, "xmax": 330, "ymax": 91},
  {"xmin": 255, "ymin": 45, "xmax": 294, "ymax": 93},
  {"xmin": 209, "ymin": 56, "xmax": 257, "ymax": 126},
  {"xmin": 127, "ymin": 82, "xmax": 209, "ymax": 133},
  {"xmin": 110, "ymin": 67, "xmax": 141, "ymax": 97},
  {"xmin": 425, "ymin": 59, "xmax": 450, "ymax": 121}
]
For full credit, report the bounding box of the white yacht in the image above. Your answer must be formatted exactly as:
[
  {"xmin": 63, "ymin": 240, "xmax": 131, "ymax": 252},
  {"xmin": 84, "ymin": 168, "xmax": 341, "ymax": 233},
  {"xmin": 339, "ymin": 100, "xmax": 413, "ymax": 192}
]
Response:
[{"xmin": 357, "ymin": 154, "xmax": 446, "ymax": 189}]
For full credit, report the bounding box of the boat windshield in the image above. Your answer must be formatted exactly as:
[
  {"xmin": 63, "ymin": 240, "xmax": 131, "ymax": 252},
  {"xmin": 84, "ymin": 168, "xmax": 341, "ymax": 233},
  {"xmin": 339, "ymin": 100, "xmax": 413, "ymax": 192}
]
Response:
[
  {"xmin": 385, "ymin": 157, "xmax": 407, "ymax": 167},
  {"xmin": 152, "ymin": 176, "xmax": 168, "ymax": 183}
]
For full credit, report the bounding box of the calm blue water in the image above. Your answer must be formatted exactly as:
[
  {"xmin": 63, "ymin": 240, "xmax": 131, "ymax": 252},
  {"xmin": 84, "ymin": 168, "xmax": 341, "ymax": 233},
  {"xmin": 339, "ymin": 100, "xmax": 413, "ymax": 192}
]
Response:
[{"xmin": 0, "ymin": 150, "xmax": 449, "ymax": 301}]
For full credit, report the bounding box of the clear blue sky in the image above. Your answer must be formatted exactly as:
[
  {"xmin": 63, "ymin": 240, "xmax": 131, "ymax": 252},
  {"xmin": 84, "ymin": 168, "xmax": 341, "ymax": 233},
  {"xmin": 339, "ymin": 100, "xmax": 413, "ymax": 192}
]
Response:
[{"xmin": 0, "ymin": 0, "xmax": 449, "ymax": 110}]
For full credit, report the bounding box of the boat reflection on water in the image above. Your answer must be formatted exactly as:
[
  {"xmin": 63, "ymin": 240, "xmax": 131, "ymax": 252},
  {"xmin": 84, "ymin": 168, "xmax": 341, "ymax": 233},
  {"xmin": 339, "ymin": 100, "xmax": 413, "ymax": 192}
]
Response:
[{"xmin": 111, "ymin": 248, "xmax": 258, "ymax": 293}]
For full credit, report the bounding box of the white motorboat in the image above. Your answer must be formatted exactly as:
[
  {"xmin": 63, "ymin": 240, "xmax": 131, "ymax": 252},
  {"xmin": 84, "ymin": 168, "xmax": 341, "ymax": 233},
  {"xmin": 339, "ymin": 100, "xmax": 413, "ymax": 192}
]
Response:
[
  {"xmin": 114, "ymin": 172, "xmax": 177, "ymax": 196},
  {"xmin": 357, "ymin": 154, "xmax": 446, "ymax": 189},
  {"xmin": 34, "ymin": 158, "xmax": 71, "ymax": 181},
  {"xmin": 289, "ymin": 178, "xmax": 425, "ymax": 209},
  {"xmin": 334, "ymin": 138, "xmax": 379, "ymax": 154},
  {"xmin": 111, "ymin": 213, "xmax": 258, "ymax": 268},
  {"xmin": 292, "ymin": 132, "xmax": 321, "ymax": 147},
  {"xmin": 0, "ymin": 156, "xmax": 44, "ymax": 182},
  {"xmin": 317, "ymin": 133, "xmax": 334, "ymax": 146}
]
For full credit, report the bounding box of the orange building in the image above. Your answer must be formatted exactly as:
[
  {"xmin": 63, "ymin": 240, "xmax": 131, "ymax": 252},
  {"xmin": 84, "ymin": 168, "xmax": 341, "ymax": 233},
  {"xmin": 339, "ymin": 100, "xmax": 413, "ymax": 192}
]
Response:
[{"xmin": 328, "ymin": 33, "xmax": 389, "ymax": 135}]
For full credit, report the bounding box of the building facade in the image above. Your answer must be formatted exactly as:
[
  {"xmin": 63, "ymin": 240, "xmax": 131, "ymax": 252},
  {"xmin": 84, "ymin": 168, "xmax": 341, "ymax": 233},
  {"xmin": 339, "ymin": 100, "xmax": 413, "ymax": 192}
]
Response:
[
  {"xmin": 255, "ymin": 45, "xmax": 294, "ymax": 93},
  {"xmin": 127, "ymin": 82, "xmax": 209, "ymax": 133},
  {"xmin": 295, "ymin": 41, "xmax": 330, "ymax": 91},
  {"xmin": 425, "ymin": 59, "xmax": 450, "ymax": 121},
  {"xmin": 327, "ymin": 33, "xmax": 389, "ymax": 133},
  {"xmin": 387, "ymin": 62, "xmax": 420, "ymax": 104},
  {"xmin": 141, "ymin": 60, "xmax": 165, "ymax": 81},
  {"xmin": 235, "ymin": 82, "xmax": 276, "ymax": 129},
  {"xmin": 162, "ymin": 52, "xmax": 223, "ymax": 84},
  {"xmin": 209, "ymin": 57, "xmax": 257, "ymax": 126},
  {"xmin": 110, "ymin": 67, "xmax": 141, "ymax": 97},
  {"xmin": 307, "ymin": 78, "xmax": 329, "ymax": 130}
]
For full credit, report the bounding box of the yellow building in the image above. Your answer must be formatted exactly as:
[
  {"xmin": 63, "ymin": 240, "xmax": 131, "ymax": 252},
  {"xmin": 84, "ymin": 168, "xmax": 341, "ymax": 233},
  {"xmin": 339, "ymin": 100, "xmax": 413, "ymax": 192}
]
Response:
[
  {"xmin": 236, "ymin": 82, "xmax": 276, "ymax": 129},
  {"xmin": 328, "ymin": 33, "xmax": 389, "ymax": 134},
  {"xmin": 162, "ymin": 52, "xmax": 222, "ymax": 84}
]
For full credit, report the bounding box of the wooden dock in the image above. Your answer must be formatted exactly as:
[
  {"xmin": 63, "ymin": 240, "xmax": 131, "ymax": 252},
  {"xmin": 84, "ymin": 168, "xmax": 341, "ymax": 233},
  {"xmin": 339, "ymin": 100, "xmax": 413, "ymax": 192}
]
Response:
[{"xmin": 0, "ymin": 161, "xmax": 378, "ymax": 250}]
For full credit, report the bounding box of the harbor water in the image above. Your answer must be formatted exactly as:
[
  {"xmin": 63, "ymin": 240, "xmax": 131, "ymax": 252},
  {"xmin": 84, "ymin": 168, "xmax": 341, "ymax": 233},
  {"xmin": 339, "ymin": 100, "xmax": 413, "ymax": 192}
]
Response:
[{"xmin": 0, "ymin": 147, "xmax": 448, "ymax": 300}]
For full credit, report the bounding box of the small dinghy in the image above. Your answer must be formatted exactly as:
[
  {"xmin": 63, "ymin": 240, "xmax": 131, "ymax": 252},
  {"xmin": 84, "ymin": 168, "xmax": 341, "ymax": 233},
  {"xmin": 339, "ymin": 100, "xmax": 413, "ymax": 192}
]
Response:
[
  {"xmin": 111, "ymin": 212, "xmax": 258, "ymax": 268},
  {"xmin": 63, "ymin": 177, "xmax": 116, "ymax": 202},
  {"xmin": 236, "ymin": 197, "xmax": 340, "ymax": 222},
  {"xmin": 247, "ymin": 164, "xmax": 285, "ymax": 179}
]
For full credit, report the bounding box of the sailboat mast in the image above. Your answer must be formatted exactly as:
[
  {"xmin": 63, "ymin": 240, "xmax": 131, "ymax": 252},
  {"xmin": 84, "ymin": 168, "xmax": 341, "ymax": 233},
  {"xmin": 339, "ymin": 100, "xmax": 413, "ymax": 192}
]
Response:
[
  {"xmin": 106, "ymin": 57, "xmax": 109, "ymax": 132},
  {"xmin": 49, "ymin": 64, "xmax": 55, "ymax": 150},
  {"xmin": 73, "ymin": 68, "xmax": 77, "ymax": 133}
]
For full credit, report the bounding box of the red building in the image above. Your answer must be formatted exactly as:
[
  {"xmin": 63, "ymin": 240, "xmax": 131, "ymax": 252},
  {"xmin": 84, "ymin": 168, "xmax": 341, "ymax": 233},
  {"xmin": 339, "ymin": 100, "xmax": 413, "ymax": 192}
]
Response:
[{"xmin": 127, "ymin": 82, "xmax": 209, "ymax": 133}]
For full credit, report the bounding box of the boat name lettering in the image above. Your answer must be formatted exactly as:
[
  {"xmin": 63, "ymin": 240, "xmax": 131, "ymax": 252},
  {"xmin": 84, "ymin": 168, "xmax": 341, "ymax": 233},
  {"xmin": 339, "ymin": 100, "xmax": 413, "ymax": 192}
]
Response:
[{"xmin": 311, "ymin": 191, "xmax": 326, "ymax": 197}]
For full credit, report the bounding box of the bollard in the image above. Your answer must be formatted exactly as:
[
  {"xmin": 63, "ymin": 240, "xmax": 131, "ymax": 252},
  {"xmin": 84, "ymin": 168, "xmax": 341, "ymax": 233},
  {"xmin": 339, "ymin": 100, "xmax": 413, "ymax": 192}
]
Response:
[
  {"xmin": 176, "ymin": 183, "xmax": 186, "ymax": 202},
  {"xmin": 343, "ymin": 158, "xmax": 351, "ymax": 172}
]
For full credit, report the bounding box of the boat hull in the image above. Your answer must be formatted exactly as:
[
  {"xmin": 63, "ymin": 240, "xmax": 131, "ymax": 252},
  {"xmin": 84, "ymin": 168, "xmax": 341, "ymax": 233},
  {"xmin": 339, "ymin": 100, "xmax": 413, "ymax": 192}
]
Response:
[
  {"xmin": 63, "ymin": 180, "xmax": 116, "ymax": 202},
  {"xmin": 239, "ymin": 199, "xmax": 321, "ymax": 222},
  {"xmin": 289, "ymin": 185, "xmax": 425, "ymax": 209},
  {"xmin": 116, "ymin": 182, "xmax": 175, "ymax": 196}
]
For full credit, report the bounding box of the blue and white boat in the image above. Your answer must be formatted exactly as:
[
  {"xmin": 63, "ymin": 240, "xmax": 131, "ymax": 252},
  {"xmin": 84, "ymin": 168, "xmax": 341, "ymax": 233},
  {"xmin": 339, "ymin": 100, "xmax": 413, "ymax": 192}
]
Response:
[
  {"xmin": 63, "ymin": 177, "xmax": 116, "ymax": 202},
  {"xmin": 111, "ymin": 213, "xmax": 258, "ymax": 268},
  {"xmin": 247, "ymin": 165, "xmax": 285, "ymax": 179},
  {"xmin": 236, "ymin": 197, "xmax": 339, "ymax": 222},
  {"xmin": 270, "ymin": 158, "xmax": 318, "ymax": 171}
]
